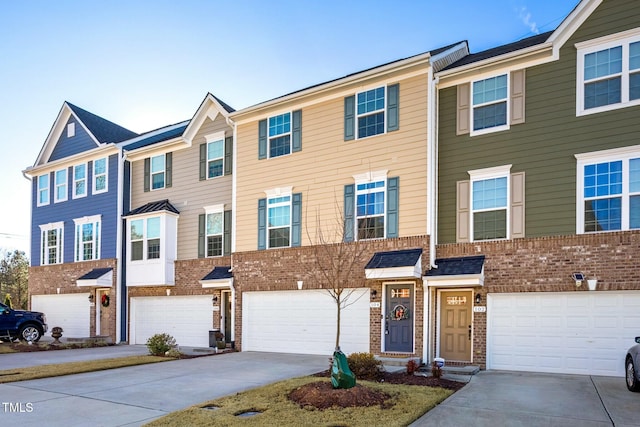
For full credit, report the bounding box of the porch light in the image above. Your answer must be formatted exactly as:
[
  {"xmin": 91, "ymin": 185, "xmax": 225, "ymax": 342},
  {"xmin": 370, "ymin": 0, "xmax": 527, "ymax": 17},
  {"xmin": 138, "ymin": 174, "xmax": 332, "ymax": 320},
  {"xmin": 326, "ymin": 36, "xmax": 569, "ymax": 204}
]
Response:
[
  {"xmin": 212, "ymin": 295, "xmax": 218, "ymax": 304},
  {"xmin": 371, "ymin": 289, "xmax": 377, "ymax": 299},
  {"xmin": 571, "ymin": 272, "xmax": 585, "ymax": 287},
  {"xmin": 88, "ymin": 294, "xmax": 94, "ymax": 303},
  {"xmin": 475, "ymin": 293, "xmax": 481, "ymax": 304}
]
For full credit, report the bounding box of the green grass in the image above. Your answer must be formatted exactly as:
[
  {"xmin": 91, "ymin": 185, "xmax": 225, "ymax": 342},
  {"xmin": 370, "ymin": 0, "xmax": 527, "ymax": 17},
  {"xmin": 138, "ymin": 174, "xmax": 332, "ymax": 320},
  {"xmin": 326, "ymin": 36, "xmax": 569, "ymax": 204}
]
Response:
[
  {"xmin": 145, "ymin": 376, "xmax": 453, "ymax": 427},
  {"xmin": 0, "ymin": 355, "xmax": 169, "ymax": 383}
]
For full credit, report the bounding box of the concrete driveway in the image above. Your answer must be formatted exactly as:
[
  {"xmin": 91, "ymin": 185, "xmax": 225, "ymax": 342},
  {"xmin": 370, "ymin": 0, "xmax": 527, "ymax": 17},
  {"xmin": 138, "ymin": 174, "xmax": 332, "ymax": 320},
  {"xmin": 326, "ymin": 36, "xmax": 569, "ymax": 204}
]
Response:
[
  {"xmin": 0, "ymin": 350, "xmax": 329, "ymax": 426},
  {"xmin": 411, "ymin": 370, "xmax": 640, "ymax": 427}
]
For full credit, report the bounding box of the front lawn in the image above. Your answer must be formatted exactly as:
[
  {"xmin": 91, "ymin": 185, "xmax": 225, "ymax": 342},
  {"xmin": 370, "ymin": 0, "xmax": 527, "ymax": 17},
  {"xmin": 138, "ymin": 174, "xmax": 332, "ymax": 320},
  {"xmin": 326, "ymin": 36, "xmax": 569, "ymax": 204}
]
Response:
[{"xmin": 145, "ymin": 376, "xmax": 453, "ymax": 427}]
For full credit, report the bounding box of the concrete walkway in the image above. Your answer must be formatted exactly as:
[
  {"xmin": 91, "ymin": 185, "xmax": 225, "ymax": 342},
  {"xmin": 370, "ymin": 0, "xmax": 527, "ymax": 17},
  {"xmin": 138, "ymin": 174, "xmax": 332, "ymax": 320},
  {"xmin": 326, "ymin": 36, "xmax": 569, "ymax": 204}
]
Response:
[
  {"xmin": 0, "ymin": 350, "xmax": 329, "ymax": 426},
  {"xmin": 411, "ymin": 370, "xmax": 640, "ymax": 427}
]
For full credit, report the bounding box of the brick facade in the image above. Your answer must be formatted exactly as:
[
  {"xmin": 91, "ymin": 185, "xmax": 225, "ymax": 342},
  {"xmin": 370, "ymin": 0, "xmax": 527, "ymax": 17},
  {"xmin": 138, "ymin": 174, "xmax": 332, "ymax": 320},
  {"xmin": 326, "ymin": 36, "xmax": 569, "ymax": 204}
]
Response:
[
  {"xmin": 231, "ymin": 235, "xmax": 430, "ymax": 356},
  {"xmin": 28, "ymin": 259, "xmax": 118, "ymax": 340},
  {"xmin": 433, "ymin": 230, "xmax": 640, "ymax": 368}
]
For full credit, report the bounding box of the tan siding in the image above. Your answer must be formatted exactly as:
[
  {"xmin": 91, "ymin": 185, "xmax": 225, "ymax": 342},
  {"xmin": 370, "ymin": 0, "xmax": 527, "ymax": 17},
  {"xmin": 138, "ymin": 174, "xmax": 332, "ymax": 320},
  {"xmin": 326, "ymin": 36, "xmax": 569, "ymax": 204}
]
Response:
[
  {"xmin": 130, "ymin": 115, "xmax": 233, "ymax": 260},
  {"xmin": 235, "ymin": 73, "xmax": 430, "ymax": 252}
]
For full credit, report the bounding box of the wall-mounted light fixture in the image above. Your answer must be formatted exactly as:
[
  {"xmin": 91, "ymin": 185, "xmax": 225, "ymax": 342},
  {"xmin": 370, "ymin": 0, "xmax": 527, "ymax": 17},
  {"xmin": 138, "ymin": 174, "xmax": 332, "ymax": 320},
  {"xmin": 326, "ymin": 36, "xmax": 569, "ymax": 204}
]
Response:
[
  {"xmin": 571, "ymin": 272, "xmax": 585, "ymax": 287},
  {"xmin": 88, "ymin": 294, "xmax": 94, "ymax": 303},
  {"xmin": 371, "ymin": 289, "xmax": 377, "ymax": 299},
  {"xmin": 297, "ymin": 280, "xmax": 303, "ymax": 290},
  {"xmin": 166, "ymin": 289, "xmax": 171, "ymax": 296},
  {"xmin": 587, "ymin": 278, "xmax": 597, "ymax": 291},
  {"xmin": 475, "ymin": 293, "xmax": 481, "ymax": 304},
  {"xmin": 212, "ymin": 295, "xmax": 218, "ymax": 304}
]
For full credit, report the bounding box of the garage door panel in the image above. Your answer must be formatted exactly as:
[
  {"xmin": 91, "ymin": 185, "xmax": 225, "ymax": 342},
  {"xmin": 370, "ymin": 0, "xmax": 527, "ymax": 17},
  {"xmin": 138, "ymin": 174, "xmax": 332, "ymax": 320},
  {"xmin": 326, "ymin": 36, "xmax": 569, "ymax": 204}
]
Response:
[
  {"xmin": 32, "ymin": 294, "xmax": 90, "ymax": 337},
  {"xmin": 243, "ymin": 289, "xmax": 369, "ymax": 355},
  {"xmin": 131, "ymin": 296, "xmax": 213, "ymax": 347},
  {"xmin": 488, "ymin": 291, "xmax": 640, "ymax": 376}
]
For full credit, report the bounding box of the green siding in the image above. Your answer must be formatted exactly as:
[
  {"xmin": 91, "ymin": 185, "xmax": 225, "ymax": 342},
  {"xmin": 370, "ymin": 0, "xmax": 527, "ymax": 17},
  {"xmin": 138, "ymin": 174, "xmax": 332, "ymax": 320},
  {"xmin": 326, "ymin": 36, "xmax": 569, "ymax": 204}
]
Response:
[{"xmin": 438, "ymin": 0, "xmax": 640, "ymax": 243}]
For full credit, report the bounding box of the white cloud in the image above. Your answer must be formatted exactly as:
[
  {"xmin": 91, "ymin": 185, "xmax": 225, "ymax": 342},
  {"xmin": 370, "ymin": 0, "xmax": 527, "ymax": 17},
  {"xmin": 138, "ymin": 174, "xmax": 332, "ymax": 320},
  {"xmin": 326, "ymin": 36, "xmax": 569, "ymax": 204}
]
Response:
[{"xmin": 518, "ymin": 6, "xmax": 539, "ymax": 35}]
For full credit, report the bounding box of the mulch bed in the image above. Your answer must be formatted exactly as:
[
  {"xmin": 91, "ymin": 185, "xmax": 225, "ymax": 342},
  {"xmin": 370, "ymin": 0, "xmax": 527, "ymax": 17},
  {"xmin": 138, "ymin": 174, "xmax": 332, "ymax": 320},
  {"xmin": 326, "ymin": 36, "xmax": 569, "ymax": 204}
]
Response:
[
  {"xmin": 7, "ymin": 342, "xmax": 113, "ymax": 352},
  {"xmin": 295, "ymin": 370, "xmax": 465, "ymax": 410}
]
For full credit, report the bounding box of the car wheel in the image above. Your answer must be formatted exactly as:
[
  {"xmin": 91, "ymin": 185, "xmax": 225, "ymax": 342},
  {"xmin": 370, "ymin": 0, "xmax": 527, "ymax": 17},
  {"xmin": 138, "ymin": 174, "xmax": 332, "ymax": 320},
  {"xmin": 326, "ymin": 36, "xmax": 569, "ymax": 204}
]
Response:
[
  {"xmin": 626, "ymin": 357, "xmax": 640, "ymax": 392},
  {"xmin": 19, "ymin": 325, "xmax": 42, "ymax": 343}
]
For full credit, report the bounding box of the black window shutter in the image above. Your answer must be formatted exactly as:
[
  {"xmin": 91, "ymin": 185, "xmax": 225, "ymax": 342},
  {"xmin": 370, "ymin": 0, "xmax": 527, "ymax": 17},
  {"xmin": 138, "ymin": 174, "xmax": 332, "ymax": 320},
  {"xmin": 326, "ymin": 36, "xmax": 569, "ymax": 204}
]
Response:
[
  {"xmin": 143, "ymin": 158, "xmax": 150, "ymax": 192},
  {"xmin": 344, "ymin": 184, "xmax": 355, "ymax": 241},
  {"xmin": 258, "ymin": 120, "xmax": 267, "ymax": 159},
  {"xmin": 344, "ymin": 96, "xmax": 355, "ymax": 141},
  {"xmin": 199, "ymin": 143, "xmax": 206, "ymax": 181},
  {"xmin": 165, "ymin": 152, "xmax": 172, "ymax": 188},
  {"xmin": 258, "ymin": 198, "xmax": 266, "ymax": 250},
  {"xmin": 224, "ymin": 136, "xmax": 233, "ymax": 175},
  {"xmin": 223, "ymin": 210, "xmax": 232, "ymax": 255},
  {"xmin": 198, "ymin": 214, "xmax": 205, "ymax": 258}
]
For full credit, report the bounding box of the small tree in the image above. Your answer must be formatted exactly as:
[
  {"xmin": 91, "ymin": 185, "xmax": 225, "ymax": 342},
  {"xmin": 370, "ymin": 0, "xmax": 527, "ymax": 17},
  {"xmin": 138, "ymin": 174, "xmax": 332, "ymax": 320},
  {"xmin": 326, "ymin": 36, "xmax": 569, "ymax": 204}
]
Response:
[
  {"xmin": 3, "ymin": 293, "xmax": 12, "ymax": 309},
  {"xmin": 0, "ymin": 250, "xmax": 29, "ymax": 309}
]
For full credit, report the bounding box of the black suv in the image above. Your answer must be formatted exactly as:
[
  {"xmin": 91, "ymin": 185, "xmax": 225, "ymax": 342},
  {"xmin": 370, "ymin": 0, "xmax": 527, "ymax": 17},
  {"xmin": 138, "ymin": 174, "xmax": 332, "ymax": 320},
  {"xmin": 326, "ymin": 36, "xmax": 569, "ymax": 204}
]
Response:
[{"xmin": 0, "ymin": 302, "xmax": 47, "ymax": 342}]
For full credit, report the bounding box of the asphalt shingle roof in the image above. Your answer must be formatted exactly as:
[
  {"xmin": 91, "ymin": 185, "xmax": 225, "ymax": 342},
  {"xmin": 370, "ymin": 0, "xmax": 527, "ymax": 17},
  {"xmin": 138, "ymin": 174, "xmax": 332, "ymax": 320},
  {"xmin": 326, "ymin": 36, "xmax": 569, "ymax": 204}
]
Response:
[
  {"xmin": 125, "ymin": 199, "xmax": 179, "ymax": 216},
  {"xmin": 67, "ymin": 102, "xmax": 138, "ymax": 143},
  {"xmin": 425, "ymin": 255, "xmax": 485, "ymax": 277},
  {"xmin": 77, "ymin": 268, "xmax": 113, "ymax": 280},
  {"xmin": 212, "ymin": 95, "xmax": 235, "ymax": 113},
  {"xmin": 202, "ymin": 266, "xmax": 233, "ymax": 281},
  {"xmin": 442, "ymin": 31, "xmax": 552, "ymax": 70},
  {"xmin": 124, "ymin": 123, "xmax": 189, "ymax": 151},
  {"xmin": 365, "ymin": 248, "xmax": 422, "ymax": 269}
]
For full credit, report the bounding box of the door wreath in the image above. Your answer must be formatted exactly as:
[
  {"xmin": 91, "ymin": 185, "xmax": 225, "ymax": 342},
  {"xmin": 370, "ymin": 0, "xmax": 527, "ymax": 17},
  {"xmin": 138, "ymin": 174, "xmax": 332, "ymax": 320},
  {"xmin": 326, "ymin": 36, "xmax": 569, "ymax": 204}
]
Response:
[{"xmin": 101, "ymin": 294, "xmax": 110, "ymax": 308}]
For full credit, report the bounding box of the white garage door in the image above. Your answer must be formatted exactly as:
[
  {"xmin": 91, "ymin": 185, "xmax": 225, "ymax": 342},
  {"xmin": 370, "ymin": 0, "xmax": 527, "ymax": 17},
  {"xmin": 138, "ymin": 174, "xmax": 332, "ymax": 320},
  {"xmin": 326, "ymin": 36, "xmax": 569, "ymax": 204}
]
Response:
[
  {"xmin": 130, "ymin": 296, "xmax": 213, "ymax": 347},
  {"xmin": 242, "ymin": 289, "xmax": 370, "ymax": 355},
  {"xmin": 31, "ymin": 294, "xmax": 90, "ymax": 337},
  {"xmin": 487, "ymin": 291, "xmax": 640, "ymax": 376}
]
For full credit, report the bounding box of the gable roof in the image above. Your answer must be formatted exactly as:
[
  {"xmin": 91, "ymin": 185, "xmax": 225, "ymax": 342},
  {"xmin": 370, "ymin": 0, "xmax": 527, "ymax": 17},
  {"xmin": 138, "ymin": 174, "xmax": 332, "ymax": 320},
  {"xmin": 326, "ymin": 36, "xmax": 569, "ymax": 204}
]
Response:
[
  {"xmin": 67, "ymin": 103, "xmax": 138, "ymax": 144},
  {"xmin": 182, "ymin": 93, "xmax": 235, "ymax": 142}
]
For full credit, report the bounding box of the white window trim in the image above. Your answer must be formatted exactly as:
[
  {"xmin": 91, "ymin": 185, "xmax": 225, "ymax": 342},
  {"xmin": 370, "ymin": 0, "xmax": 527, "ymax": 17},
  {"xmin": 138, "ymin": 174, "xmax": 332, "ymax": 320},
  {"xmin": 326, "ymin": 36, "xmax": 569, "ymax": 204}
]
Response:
[
  {"xmin": 468, "ymin": 164, "xmax": 512, "ymax": 241},
  {"xmin": 37, "ymin": 173, "xmax": 50, "ymax": 207},
  {"xmin": 92, "ymin": 157, "xmax": 108, "ymax": 195},
  {"xmin": 267, "ymin": 111, "xmax": 292, "ymax": 158},
  {"xmin": 67, "ymin": 122, "xmax": 75, "ymax": 138},
  {"xmin": 73, "ymin": 215, "xmax": 101, "ymax": 262},
  {"xmin": 72, "ymin": 163, "xmax": 87, "ymax": 199},
  {"xmin": 575, "ymin": 144, "xmax": 640, "ymax": 234},
  {"xmin": 205, "ymin": 131, "xmax": 225, "ymax": 179},
  {"xmin": 54, "ymin": 168, "xmax": 68, "ymax": 203},
  {"xmin": 149, "ymin": 154, "xmax": 166, "ymax": 191},
  {"xmin": 264, "ymin": 187, "xmax": 292, "ymax": 249},
  {"xmin": 355, "ymin": 85, "xmax": 387, "ymax": 140},
  {"xmin": 128, "ymin": 215, "xmax": 163, "ymax": 262},
  {"xmin": 354, "ymin": 169, "xmax": 389, "ymax": 240},
  {"xmin": 39, "ymin": 221, "xmax": 64, "ymax": 265},
  {"xmin": 576, "ymin": 27, "xmax": 640, "ymax": 116},
  {"xmin": 204, "ymin": 204, "xmax": 225, "ymax": 257},
  {"xmin": 470, "ymin": 74, "xmax": 510, "ymax": 137}
]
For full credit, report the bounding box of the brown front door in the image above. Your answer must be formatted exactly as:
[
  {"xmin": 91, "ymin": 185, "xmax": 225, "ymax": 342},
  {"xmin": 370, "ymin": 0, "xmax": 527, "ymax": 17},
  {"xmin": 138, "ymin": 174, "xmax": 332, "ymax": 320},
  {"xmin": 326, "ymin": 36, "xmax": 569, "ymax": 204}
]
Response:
[{"xmin": 439, "ymin": 291, "xmax": 472, "ymax": 361}]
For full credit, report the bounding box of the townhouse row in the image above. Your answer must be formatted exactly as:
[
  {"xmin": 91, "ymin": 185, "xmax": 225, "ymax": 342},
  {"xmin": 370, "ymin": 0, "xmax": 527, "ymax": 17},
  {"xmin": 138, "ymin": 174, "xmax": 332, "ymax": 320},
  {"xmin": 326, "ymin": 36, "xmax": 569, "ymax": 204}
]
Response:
[{"xmin": 24, "ymin": 0, "xmax": 640, "ymax": 376}]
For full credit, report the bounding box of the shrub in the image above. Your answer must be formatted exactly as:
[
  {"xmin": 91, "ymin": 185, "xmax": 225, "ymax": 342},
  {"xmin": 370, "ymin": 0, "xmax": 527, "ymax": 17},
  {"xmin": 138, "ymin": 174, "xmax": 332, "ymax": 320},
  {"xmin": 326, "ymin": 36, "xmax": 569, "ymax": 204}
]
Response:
[
  {"xmin": 146, "ymin": 333, "xmax": 177, "ymax": 356},
  {"xmin": 165, "ymin": 348, "xmax": 183, "ymax": 358},
  {"xmin": 347, "ymin": 352, "xmax": 384, "ymax": 380},
  {"xmin": 406, "ymin": 359, "xmax": 419, "ymax": 375}
]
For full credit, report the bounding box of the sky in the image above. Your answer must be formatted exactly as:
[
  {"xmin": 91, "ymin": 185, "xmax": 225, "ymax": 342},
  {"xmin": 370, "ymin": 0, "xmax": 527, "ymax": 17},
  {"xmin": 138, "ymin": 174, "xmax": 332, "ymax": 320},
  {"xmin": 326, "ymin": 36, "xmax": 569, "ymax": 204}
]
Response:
[{"xmin": 0, "ymin": 0, "xmax": 579, "ymax": 257}]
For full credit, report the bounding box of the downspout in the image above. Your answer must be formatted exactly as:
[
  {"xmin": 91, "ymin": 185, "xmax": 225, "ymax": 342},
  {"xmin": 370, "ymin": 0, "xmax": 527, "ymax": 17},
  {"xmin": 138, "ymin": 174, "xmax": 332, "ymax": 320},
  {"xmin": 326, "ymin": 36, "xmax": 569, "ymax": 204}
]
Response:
[
  {"xmin": 226, "ymin": 115, "xmax": 237, "ymax": 343},
  {"xmin": 116, "ymin": 148, "xmax": 126, "ymax": 343}
]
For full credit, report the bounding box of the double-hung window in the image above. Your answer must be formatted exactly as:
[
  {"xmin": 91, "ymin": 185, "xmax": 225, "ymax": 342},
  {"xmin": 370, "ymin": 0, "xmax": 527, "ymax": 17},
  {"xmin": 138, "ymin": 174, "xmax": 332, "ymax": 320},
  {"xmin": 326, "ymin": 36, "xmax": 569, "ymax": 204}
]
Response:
[
  {"xmin": 150, "ymin": 155, "xmax": 165, "ymax": 190},
  {"xmin": 472, "ymin": 74, "xmax": 508, "ymax": 133},
  {"xmin": 74, "ymin": 215, "xmax": 100, "ymax": 261},
  {"xmin": 73, "ymin": 164, "xmax": 86, "ymax": 198},
  {"xmin": 54, "ymin": 169, "xmax": 68, "ymax": 203},
  {"xmin": 205, "ymin": 210, "xmax": 223, "ymax": 257},
  {"xmin": 37, "ymin": 174, "xmax": 49, "ymax": 206},
  {"xmin": 130, "ymin": 217, "xmax": 161, "ymax": 261},
  {"xmin": 356, "ymin": 180, "xmax": 386, "ymax": 239},
  {"xmin": 39, "ymin": 222, "xmax": 63, "ymax": 265},
  {"xmin": 357, "ymin": 87, "xmax": 386, "ymax": 138},
  {"xmin": 267, "ymin": 195, "xmax": 291, "ymax": 248},
  {"xmin": 93, "ymin": 157, "xmax": 108, "ymax": 194},
  {"xmin": 206, "ymin": 135, "xmax": 224, "ymax": 179},
  {"xmin": 577, "ymin": 146, "xmax": 640, "ymax": 233},
  {"xmin": 577, "ymin": 29, "xmax": 640, "ymax": 115},
  {"xmin": 469, "ymin": 166, "xmax": 510, "ymax": 241},
  {"xmin": 268, "ymin": 113, "xmax": 291, "ymax": 158}
]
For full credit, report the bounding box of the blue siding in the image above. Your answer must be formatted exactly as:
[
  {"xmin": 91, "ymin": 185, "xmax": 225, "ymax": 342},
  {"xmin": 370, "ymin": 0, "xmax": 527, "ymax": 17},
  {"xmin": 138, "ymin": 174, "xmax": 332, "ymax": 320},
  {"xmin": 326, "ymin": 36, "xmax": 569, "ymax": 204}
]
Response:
[
  {"xmin": 31, "ymin": 154, "xmax": 120, "ymax": 266},
  {"xmin": 49, "ymin": 118, "xmax": 99, "ymax": 162}
]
